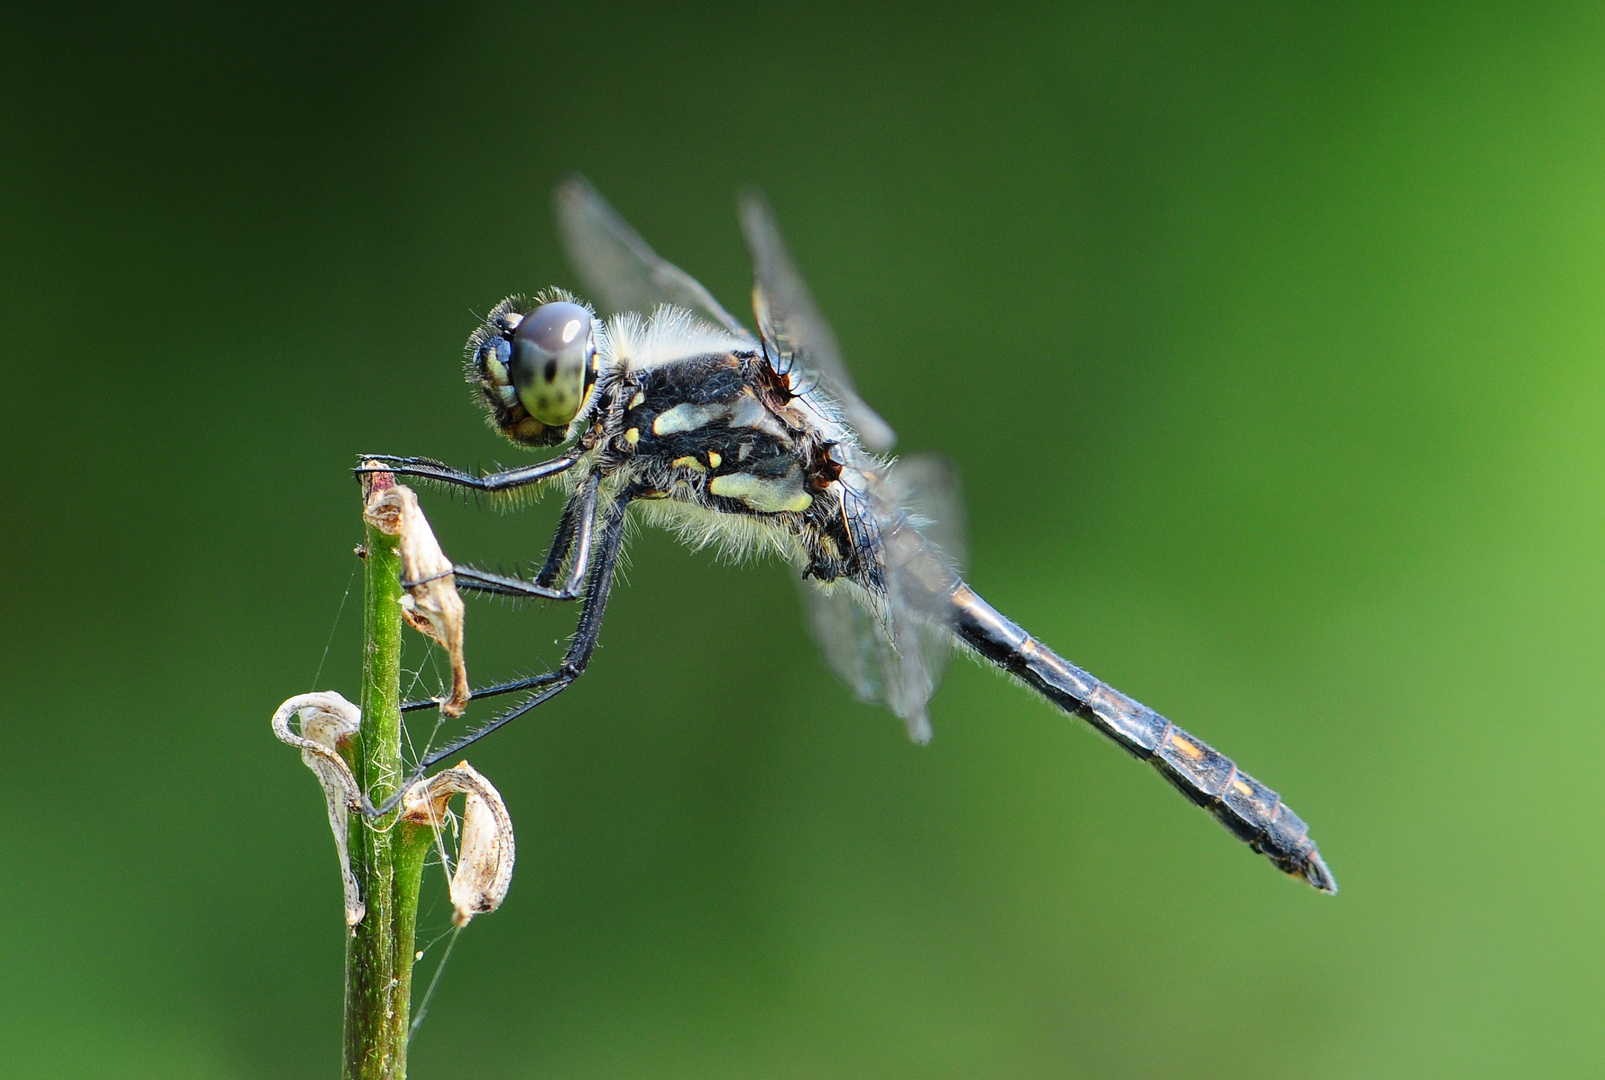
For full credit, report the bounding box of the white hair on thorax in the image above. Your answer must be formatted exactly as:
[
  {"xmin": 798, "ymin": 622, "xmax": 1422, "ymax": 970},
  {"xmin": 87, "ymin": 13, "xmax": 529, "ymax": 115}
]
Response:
[
  {"xmin": 602, "ymin": 304, "xmax": 749, "ymax": 373},
  {"xmin": 632, "ymin": 497, "xmax": 808, "ymax": 569}
]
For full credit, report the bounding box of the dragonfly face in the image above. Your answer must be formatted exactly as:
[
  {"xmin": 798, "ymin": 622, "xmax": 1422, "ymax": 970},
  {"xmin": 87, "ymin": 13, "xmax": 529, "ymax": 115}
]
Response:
[
  {"xmin": 468, "ymin": 296, "xmax": 602, "ymax": 446},
  {"xmin": 358, "ymin": 177, "xmax": 1336, "ymax": 893}
]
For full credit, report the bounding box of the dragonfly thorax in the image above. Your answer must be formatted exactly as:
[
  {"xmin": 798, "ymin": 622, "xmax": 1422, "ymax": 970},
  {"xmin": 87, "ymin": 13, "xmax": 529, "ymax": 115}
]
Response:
[{"xmin": 572, "ymin": 340, "xmax": 871, "ymax": 586}]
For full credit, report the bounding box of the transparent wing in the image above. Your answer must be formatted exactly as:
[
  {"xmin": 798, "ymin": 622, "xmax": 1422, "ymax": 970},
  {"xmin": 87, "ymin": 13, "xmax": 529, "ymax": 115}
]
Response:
[
  {"xmin": 554, "ymin": 175, "xmax": 748, "ymax": 335},
  {"xmin": 803, "ymin": 579, "xmax": 882, "ymax": 705},
  {"xmin": 802, "ymin": 454, "xmax": 966, "ymax": 742},
  {"xmin": 876, "ymin": 454, "xmax": 966, "ymax": 737},
  {"xmin": 737, "ymin": 191, "xmax": 898, "ymax": 451},
  {"xmin": 883, "ymin": 454, "xmax": 967, "ymax": 576}
]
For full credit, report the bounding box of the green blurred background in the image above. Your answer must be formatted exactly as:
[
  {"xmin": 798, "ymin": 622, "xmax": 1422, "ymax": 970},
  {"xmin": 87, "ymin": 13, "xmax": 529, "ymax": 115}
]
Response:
[{"xmin": 3, "ymin": 1, "xmax": 1602, "ymax": 1076}]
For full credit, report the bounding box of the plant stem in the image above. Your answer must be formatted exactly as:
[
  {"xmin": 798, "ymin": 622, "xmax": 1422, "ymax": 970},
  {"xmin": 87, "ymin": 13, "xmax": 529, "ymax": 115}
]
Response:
[{"xmin": 344, "ymin": 498, "xmax": 430, "ymax": 1079}]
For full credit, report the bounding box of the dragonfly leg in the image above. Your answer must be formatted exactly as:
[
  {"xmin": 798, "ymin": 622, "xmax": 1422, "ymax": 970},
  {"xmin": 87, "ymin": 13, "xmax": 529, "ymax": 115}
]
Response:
[
  {"xmin": 363, "ymin": 487, "xmax": 639, "ymax": 816},
  {"xmin": 353, "ymin": 452, "xmax": 578, "ymax": 493},
  {"xmin": 413, "ymin": 487, "xmax": 633, "ymax": 769},
  {"xmin": 441, "ymin": 474, "xmax": 600, "ymax": 602},
  {"xmin": 402, "ymin": 671, "xmax": 562, "ymax": 713},
  {"xmin": 534, "ymin": 487, "xmax": 584, "ymax": 587}
]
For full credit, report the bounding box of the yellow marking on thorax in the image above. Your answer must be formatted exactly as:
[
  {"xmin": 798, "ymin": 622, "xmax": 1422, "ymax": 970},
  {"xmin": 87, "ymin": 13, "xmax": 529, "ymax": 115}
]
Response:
[
  {"xmin": 708, "ymin": 472, "xmax": 814, "ymax": 513},
  {"xmin": 725, "ymin": 390, "xmax": 788, "ymax": 438},
  {"xmin": 671, "ymin": 455, "xmax": 707, "ymax": 472},
  {"xmin": 629, "ymin": 390, "xmax": 645, "ymax": 409},
  {"xmin": 707, "ymin": 450, "xmax": 722, "ymax": 468},
  {"xmin": 624, "ymin": 427, "xmax": 640, "ymax": 446},
  {"xmin": 653, "ymin": 402, "xmax": 724, "ymax": 435}
]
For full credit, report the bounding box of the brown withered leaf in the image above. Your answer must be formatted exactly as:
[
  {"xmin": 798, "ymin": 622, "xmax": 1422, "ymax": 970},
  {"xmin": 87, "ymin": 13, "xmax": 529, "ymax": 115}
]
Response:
[
  {"xmin": 361, "ymin": 471, "xmax": 470, "ymax": 716},
  {"xmin": 401, "ymin": 761, "xmax": 515, "ymax": 926},
  {"xmin": 271, "ymin": 692, "xmax": 366, "ymax": 926}
]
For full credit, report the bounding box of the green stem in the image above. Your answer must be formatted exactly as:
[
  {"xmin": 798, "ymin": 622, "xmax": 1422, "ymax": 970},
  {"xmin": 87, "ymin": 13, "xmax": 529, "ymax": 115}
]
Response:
[{"xmin": 344, "ymin": 501, "xmax": 431, "ymax": 1080}]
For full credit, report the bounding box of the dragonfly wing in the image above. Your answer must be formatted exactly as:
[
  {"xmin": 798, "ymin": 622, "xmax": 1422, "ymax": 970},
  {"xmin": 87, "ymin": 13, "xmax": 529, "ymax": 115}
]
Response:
[
  {"xmin": 802, "ymin": 576, "xmax": 937, "ymax": 742},
  {"xmin": 554, "ymin": 175, "xmax": 749, "ymax": 335},
  {"xmin": 801, "ymin": 455, "xmax": 966, "ymax": 743},
  {"xmin": 737, "ymin": 191, "xmax": 898, "ymax": 451},
  {"xmin": 877, "ymin": 455, "xmax": 965, "ymax": 739},
  {"xmin": 802, "ymin": 580, "xmax": 883, "ymax": 705},
  {"xmin": 880, "ymin": 454, "xmax": 966, "ymax": 581}
]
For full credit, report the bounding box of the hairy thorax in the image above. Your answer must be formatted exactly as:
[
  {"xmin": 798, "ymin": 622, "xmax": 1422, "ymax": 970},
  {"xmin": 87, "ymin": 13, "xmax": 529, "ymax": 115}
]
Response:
[{"xmin": 582, "ymin": 350, "xmax": 865, "ymax": 582}]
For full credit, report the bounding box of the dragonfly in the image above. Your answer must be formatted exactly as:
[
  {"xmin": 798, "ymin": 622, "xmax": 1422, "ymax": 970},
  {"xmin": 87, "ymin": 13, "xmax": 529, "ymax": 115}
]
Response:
[{"xmin": 359, "ymin": 176, "xmax": 1336, "ymax": 893}]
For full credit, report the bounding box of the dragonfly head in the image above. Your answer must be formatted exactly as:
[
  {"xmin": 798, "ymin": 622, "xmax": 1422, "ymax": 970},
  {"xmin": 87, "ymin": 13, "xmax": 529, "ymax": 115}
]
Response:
[{"xmin": 468, "ymin": 295, "xmax": 601, "ymax": 446}]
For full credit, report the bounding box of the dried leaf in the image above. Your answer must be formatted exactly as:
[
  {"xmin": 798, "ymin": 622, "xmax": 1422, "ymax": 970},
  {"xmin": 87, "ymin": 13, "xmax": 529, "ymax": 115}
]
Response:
[
  {"xmin": 401, "ymin": 762, "xmax": 515, "ymax": 926},
  {"xmin": 271, "ymin": 692, "xmax": 366, "ymax": 926},
  {"xmin": 361, "ymin": 471, "xmax": 470, "ymax": 716}
]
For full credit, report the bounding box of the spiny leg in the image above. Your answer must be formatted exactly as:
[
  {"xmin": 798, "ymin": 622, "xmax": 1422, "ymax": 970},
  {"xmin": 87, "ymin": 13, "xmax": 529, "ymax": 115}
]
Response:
[
  {"xmin": 441, "ymin": 473, "xmax": 601, "ymax": 602},
  {"xmin": 354, "ymin": 452, "xmax": 578, "ymax": 493},
  {"xmin": 534, "ymin": 486, "xmax": 585, "ymax": 587},
  {"xmin": 369, "ymin": 490, "xmax": 633, "ymax": 816},
  {"xmin": 443, "ymin": 470, "xmax": 588, "ymax": 603},
  {"xmin": 409, "ymin": 486, "xmax": 636, "ymax": 774},
  {"xmin": 403, "ymin": 672, "xmax": 563, "ymax": 713},
  {"xmin": 395, "ymin": 475, "xmax": 600, "ymax": 716}
]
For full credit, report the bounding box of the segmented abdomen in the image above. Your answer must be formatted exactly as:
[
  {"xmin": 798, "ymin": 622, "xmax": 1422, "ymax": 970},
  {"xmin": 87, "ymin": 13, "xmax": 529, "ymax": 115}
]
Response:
[{"xmin": 947, "ymin": 582, "xmax": 1336, "ymax": 893}]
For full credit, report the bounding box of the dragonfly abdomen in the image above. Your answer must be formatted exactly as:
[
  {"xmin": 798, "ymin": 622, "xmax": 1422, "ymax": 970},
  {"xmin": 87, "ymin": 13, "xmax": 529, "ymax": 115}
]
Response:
[{"xmin": 948, "ymin": 582, "xmax": 1336, "ymax": 893}]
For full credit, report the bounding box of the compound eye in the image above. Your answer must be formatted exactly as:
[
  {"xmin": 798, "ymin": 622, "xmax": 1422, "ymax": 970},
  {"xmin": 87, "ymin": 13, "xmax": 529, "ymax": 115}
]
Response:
[{"xmin": 510, "ymin": 301, "xmax": 592, "ymax": 426}]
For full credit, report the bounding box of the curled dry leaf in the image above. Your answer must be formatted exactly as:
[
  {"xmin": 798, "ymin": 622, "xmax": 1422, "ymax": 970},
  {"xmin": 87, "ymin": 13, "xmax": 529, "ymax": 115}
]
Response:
[
  {"xmin": 271, "ymin": 692, "xmax": 366, "ymax": 926},
  {"xmin": 401, "ymin": 761, "xmax": 515, "ymax": 926},
  {"xmin": 361, "ymin": 465, "xmax": 470, "ymax": 717},
  {"xmin": 358, "ymin": 463, "xmax": 401, "ymax": 527}
]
